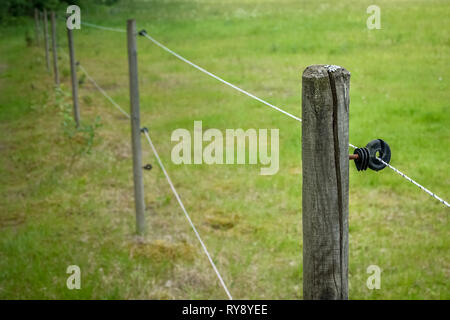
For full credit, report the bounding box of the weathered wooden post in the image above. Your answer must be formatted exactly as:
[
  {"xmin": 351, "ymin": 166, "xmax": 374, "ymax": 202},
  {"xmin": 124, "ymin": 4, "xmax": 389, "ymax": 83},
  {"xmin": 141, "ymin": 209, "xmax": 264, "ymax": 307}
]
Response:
[
  {"xmin": 50, "ymin": 11, "xmax": 59, "ymax": 86},
  {"xmin": 43, "ymin": 9, "xmax": 50, "ymax": 72},
  {"xmin": 67, "ymin": 27, "xmax": 80, "ymax": 127},
  {"xmin": 34, "ymin": 8, "xmax": 41, "ymax": 46},
  {"xmin": 127, "ymin": 19, "xmax": 146, "ymax": 235},
  {"xmin": 301, "ymin": 65, "xmax": 350, "ymax": 300}
]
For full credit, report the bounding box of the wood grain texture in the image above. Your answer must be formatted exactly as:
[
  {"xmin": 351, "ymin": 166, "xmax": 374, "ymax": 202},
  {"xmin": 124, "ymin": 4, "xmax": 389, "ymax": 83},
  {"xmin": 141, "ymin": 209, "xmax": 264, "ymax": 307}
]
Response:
[{"xmin": 301, "ymin": 65, "xmax": 350, "ymax": 300}]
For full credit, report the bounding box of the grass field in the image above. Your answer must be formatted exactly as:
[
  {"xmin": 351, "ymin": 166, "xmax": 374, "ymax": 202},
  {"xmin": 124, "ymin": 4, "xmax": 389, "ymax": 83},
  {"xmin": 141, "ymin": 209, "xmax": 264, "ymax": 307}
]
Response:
[{"xmin": 0, "ymin": 0, "xmax": 448, "ymax": 299}]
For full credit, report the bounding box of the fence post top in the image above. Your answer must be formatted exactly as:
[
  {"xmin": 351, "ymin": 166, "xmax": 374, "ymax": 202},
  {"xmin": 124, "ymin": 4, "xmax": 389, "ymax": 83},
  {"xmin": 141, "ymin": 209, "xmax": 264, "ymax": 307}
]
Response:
[{"xmin": 302, "ymin": 64, "xmax": 350, "ymax": 79}]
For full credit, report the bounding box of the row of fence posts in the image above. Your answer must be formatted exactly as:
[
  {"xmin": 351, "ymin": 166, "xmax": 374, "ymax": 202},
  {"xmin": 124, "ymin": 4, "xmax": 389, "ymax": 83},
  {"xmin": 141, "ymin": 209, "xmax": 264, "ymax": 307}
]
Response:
[
  {"xmin": 33, "ymin": 11, "xmax": 350, "ymax": 300},
  {"xmin": 34, "ymin": 11, "xmax": 145, "ymax": 232},
  {"xmin": 34, "ymin": 9, "xmax": 52, "ymax": 76}
]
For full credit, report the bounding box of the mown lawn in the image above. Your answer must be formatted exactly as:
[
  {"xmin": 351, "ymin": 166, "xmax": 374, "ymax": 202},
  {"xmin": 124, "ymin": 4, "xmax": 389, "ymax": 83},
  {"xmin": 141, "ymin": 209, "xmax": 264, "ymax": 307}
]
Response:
[{"xmin": 0, "ymin": 0, "xmax": 448, "ymax": 299}]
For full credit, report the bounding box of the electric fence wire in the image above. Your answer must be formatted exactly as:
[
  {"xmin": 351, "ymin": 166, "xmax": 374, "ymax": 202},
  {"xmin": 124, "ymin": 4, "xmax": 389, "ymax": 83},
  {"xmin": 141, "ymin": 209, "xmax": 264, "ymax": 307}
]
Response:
[
  {"xmin": 78, "ymin": 21, "xmax": 302, "ymax": 122},
  {"xmin": 347, "ymin": 144, "xmax": 449, "ymax": 207},
  {"xmin": 378, "ymin": 158, "xmax": 450, "ymax": 207},
  {"xmin": 82, "ymin": 21, "xmax": 126, "ymax": 33},
  {"xmin": 140, "ymin": 31, "xmax": 303, "ymax": 123},
  {"xmin": 79, "ymin": 21, "xmax": 450, "ymax": 208},
  {"xmin": 143, "ymin": 129, "xmax": 233, "ymax": 300},
  {"xmin": 77, "ymin": 64, "xmax": 131, "ymax": 119}
]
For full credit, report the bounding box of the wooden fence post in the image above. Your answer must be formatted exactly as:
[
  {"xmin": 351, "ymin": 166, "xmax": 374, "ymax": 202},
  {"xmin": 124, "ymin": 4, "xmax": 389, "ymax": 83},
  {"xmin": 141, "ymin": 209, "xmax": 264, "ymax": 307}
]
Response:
[
  {"xmin": 34, "ymin": 8, "xmax": 41, "ymax": 46},
  {"xmin": 50, "ymin": 11, "xmax": 59, "ymax": 86},
  {"xmin": 43, "ymin": 9, "xmax": 50, "ymax": 72},
  {"xmin": 301, "ymin": 64, "xmax": 350, "ymax": 300},
  {"xmin": 67, "ymin": 27, "xmax": 80, "ymax": 127},
  {"xmin": 127, "ymin": 19, "xmax": 146, "ymax": 235}
]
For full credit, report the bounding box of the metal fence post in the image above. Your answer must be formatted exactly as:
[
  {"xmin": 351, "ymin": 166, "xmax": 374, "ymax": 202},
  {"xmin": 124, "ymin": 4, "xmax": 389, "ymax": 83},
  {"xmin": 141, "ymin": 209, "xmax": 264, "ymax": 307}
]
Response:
[
  {"xmin": 43, "ymin": 9, "xmax": 50, "ymax": 72},
  {"xmin": 50, "ymin": 11, "xmax": 59, "ymax": 86},
  {"xmin": 67, "ymin": 27, "xmax": 80, "ymax": 127},
  {"xmin": 127, "ymin": 19, "xmax": 146, "ymax": 235},
  {"xmin": 301, "ymin": 64, "xmax": 350, "ymax": 300}
]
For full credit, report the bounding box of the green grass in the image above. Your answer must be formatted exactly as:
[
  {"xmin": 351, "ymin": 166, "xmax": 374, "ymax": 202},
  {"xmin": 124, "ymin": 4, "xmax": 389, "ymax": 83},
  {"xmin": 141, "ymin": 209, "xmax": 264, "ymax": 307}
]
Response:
[{"xmin": 0, "ymin": 0, "xmax": 448, "ymax": 299}]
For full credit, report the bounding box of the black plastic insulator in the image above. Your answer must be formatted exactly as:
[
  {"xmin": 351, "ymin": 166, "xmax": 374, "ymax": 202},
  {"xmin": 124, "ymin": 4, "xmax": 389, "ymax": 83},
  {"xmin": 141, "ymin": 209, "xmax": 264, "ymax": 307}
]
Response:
[
  {"xmin": 140, "ymin": 127, "xmax": 149, "ymax": 133},
  {"xmin": 366, "ymin": 139, "xmax": 391, "ymax": 171},
  {"xmin": 138, "ymin": 29, "xmax": 147, "ymax": 36},
  {"xmin": 354, "ymin": 147, "xmax": 369, "ymax": 171},
  {"xmin": 143, "ymin": 164, "xmax": 152, "ymax": 171},
  {"xmin": 353, "ymin": 139, "xmax": 391, "ymax": 172}
]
